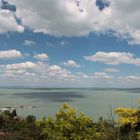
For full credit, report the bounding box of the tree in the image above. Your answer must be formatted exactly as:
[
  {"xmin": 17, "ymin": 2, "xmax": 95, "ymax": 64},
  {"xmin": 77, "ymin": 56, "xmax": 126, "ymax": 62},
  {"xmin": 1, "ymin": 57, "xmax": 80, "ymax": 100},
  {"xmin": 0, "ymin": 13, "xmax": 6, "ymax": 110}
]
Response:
[{"xmin": 36, "ymin": 103, "xmax": 101, "ymax": 140}]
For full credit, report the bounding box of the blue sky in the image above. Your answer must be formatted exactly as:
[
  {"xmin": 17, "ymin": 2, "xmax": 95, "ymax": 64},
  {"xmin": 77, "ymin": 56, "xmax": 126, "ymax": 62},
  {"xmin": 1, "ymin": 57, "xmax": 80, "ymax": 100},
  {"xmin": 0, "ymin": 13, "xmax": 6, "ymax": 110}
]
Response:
[{"xmin": 0, "ymin": 0, "xmax": 140, "ymax": 87}]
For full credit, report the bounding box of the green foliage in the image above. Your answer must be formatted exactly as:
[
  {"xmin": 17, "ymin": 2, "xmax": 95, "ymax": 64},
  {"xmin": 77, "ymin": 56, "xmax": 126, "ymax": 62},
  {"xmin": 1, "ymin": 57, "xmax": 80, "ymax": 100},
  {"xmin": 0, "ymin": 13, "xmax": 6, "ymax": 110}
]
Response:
[
  {"xmin": 1, "ymin": 102, "xmax": 140, "ymax": 139},
  {"xmin": 26, "ymin": 115, "xmax": 36, "ymax": 123},
  {"xmin": 36, "ymin": 103, "xmax": 101, "ymax": 140},
  {"xmin": 95, "ymin": 117, "xmax": 117, "ymax": 140},
  {"xmin": 0, "ymin": 110, "xmax": 41, "ymax": 140}
]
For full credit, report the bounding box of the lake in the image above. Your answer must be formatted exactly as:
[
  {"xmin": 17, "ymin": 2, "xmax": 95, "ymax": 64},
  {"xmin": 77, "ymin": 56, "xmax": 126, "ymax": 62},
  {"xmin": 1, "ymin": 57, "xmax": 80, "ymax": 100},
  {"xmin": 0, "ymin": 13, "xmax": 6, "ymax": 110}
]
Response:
[{"xmin": 0, "ymin": 88, "xmax": 140, "ymax": 121}]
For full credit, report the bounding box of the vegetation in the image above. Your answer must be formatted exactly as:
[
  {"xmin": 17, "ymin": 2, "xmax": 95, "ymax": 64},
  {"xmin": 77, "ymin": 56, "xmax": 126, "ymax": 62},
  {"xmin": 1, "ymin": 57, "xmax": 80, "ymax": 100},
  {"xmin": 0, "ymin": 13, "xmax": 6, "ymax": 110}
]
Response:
[{"xmin": 1, "ymin": 102, "xmax": 140, "ymax": 140}]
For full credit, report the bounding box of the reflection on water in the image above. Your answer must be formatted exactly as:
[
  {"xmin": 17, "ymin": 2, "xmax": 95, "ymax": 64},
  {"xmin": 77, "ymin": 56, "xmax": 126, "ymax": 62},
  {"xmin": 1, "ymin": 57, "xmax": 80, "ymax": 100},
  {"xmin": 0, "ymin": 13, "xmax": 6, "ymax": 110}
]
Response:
[{"xmin": 13, "ymin": 91, "xmax": 86, "ymax": 102}]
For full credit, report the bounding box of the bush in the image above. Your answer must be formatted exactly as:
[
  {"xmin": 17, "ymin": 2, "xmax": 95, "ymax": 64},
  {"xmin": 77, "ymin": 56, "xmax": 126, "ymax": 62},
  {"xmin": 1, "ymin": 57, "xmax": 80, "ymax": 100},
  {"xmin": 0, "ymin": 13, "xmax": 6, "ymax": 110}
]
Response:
[
  {"xmin": 1, "ymin": 102, "xmax": 140, "ymax": 139},
  {"xmin": 36, "ymin": 104, "xmax": 101, "ymax": 140}
]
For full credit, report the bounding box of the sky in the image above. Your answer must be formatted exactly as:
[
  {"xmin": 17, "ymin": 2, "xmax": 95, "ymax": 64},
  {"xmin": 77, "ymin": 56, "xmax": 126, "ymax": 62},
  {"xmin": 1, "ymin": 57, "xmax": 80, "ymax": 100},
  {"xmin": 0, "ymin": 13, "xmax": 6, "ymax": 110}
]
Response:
[{"xmin": 0, "ymin": 0, "xmax": 140, "ymax": 88}]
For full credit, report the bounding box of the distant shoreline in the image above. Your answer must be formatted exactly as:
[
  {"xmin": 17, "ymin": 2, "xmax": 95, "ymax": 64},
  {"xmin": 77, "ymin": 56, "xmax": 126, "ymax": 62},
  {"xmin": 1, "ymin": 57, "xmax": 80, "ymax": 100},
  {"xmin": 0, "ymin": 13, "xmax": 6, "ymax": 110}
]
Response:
[{"xmin": 0, "ymin": 86, "xmax": 140, "ymax": 90}]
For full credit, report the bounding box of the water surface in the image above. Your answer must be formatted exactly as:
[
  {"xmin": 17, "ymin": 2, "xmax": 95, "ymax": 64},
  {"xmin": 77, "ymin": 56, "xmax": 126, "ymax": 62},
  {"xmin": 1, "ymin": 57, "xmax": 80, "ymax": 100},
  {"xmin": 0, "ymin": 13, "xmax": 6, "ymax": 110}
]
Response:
[{"xmin": 0, "ymin": 88, "xmax": 140, "ymax": 121}]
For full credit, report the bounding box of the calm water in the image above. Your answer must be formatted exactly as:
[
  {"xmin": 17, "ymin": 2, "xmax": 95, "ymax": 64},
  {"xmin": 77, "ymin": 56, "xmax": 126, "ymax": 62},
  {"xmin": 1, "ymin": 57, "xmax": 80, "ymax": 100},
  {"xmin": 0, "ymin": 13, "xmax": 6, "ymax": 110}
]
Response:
[{"xmin": 0, "ymin": 88, "xmax": 140, "ymax": 121}]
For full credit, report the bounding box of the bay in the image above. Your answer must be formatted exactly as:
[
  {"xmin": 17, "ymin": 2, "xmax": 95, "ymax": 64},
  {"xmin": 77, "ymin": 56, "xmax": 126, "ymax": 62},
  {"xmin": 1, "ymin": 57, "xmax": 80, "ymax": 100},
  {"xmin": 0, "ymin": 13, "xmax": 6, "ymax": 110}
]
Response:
[{"xmin": 0, "ymin": 88, "xmax": 140, "ymax": 121}]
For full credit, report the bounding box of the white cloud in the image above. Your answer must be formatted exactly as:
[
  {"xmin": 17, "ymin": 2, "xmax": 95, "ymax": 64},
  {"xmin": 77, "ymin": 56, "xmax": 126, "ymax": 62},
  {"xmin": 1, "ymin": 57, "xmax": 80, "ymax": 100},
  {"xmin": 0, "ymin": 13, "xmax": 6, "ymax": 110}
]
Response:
[
  {"xmin": 0, "ymin": 9, "xmax": 24, "ymax": 34},
  {"xmin": 127, "ymin": 30, "xmax": 140, "ymax": 45},
  {"xmin": 76, "ymin": 72, "xmax": 89, "ymax": 79},
  {"xmin": 92, "ymin": 72, "xmax": 113, "ymax": 79},
  {"xmin": 0, "ymin": 50, "xmax": 23, "ymax": 59},
  {"xmin": 46, "ymin": 40, "xmax": 70, "ymax": 48},
  {"xmin": 0, "ymin": 60, "xmax": 140, "ymax": 87},
  {"xmin": 4, "ymin": 61, "xmax": 37, "ymax": 70},
  {"xmin": 84, "ymin": 51, "xmax": 140, "ymax": 66},
  {"xmin": 0, "ymin": 0, "xmax": 102, "ymax": 36},
  {"xmin": 7, "ymin": 0, "xmax": 111, "ymax": 36},
  {"xmin": 118, "ymin": 75, "xmax": 140, "ymax": 85},
  {"xmin": 5, "ymin": 69, "xmax": 26, "ymax": 75},
  {"xmin": 49, "ymin": 65, "xmax": 62, "ymax": 71},
  {"xmin": 60, "ymin": 40, "xmax": 70, "ymax": 47},
  {"xmin": 5, "ymin": 0, "xmax": 140, "ymax": 44},
  {"xmin": 23, "ymin": 40, "xmax": 36, "ymax": 46},
  {"xmin": 107, "ymin": 0, "xmax": 140, "ymax": 45},
  {"xmin": 47, "ymin": 65, "xmax": 74, "ymax": 80},
  {"xmin": 64, "ymin": 60, "xmax": 80, "ymax": 68},
  {"xmin": 0, "ymin": 61, "xmax": 77, "ymax": 84},
  {"xmin": 0, "ymin": 61, "xmax": 44, "ymax": 82},
  {"xmin": 33, "ymin": 53, "xmax": 49, "ymax": 61},
  {"xmin": 104, "ymin": 68, "xmax": 120, "ymax": 72}
]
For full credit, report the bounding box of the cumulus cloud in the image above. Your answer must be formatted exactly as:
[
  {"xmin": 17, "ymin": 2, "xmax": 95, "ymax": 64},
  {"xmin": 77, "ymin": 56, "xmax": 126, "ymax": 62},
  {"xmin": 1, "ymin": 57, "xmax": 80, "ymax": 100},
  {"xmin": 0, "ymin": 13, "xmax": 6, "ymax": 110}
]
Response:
[
  {"xmin": 64, "ymin": 60, "xmax": 80, "ymax": 68},
  {"xmin": 0, "ymin": 60, "xmax": 140, "ymax": 87},
  {"xmin": 76, "ymin": 72, "xmax": 88, "ymax": 79},
  {"xmin": 119, "ymin": 75, "xmax": 140, "ymax": 82},
  {"xmin": 23, "ymin": 40, "xmax": 36, "ymax": 46},
  {"xmin": 3, "ymin": 61, "xmax": 37, "ymax": 70},
  {"xmin": 49, "ymin": 65, "xmax": 62, "ymax": 71},
  {"xmin": 0, "ymin": 61, "xmax": 77, "ymax": 84},
  {"xmin": 92, "ymin": 72, "xmax": 113, "ymax": 79},
  {"xmin": 118, "ymin": 75, "xmax": 140, "ymax": 86},
  {"xmin": 107, "ymin": 0, "xmax": 140, "ymax": 44},
  {"xmin": 0, "ymin": 9, "xmax": 24, "ymax": 34},
  {"xmin": 47, "ymin": 65, "xmax": 74, "ymax": 80},
  {"xmin": 3, "ymin": 0, "xmax": 140, "ymax": 44},
  {"xmin": 8, "ymin": 0, "xmax": 102, "ymax": 36},
  {"xmin": 84, "ymin": 51, "xmax": 140, "ymax": 66},
  {"xmin": 33, "ymin": 53, "xmax": 49, "ymax": 61},
  {"xmin": 0, "ymin": 50, "xmax": 23, "ymax": 59}
]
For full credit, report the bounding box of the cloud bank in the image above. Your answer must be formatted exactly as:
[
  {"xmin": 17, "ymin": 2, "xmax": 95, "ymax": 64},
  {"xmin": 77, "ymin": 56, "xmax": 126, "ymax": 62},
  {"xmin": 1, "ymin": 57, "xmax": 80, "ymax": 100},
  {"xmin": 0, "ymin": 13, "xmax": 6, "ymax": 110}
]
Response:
[
  {"xmin": 0, "ymin": 0, "xmax": 138, "ymax": 44},
  {"xmin": 84, "ymin": 52, "xmax": 140, "ymax": 66},
  {"xmin": 9, "ymin": 0, "xmax": 102, "ymax": 36}
]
